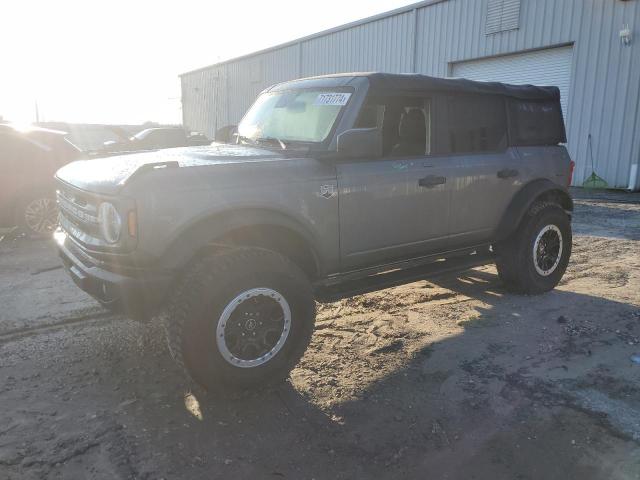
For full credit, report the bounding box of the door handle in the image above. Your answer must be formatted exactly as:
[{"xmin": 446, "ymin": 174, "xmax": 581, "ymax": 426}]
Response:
[
  {"xmin": 418, "ymin": 175, "xmax": 446, "ymax": 188},
  {"xmin": 497, "ymin": 168, "xmax": 519, "ymax": 179}
]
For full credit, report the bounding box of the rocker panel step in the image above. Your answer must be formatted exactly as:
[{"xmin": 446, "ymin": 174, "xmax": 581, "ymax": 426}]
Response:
[{"xmin": 314, "ymin": 251, "xmax": 494, "ymax": 303}]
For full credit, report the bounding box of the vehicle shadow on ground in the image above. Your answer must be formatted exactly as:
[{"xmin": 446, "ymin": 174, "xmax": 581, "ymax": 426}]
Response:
[{"xmin": 105, "ymin": 269, "xmax": 639, "ymax": 479}]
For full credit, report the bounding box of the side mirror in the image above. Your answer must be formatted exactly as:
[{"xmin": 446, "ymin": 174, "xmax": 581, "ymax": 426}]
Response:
[{"xmin": 337, "ymin": 128, "xmax": 382, "ymax": 159}]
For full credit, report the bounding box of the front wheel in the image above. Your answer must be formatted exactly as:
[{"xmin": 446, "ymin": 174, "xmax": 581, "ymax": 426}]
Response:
[
  {"xmin": 495, "ymin": 201, "xmax": 572, "ymax": 294},
  {"xmin": 165, "ymin": 248, "xmax": 316, "ymax": 390}
]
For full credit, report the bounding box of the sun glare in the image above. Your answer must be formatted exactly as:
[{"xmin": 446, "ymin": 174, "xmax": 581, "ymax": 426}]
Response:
[{"xmin": 1, "ymin": 0, "xmax": 414, "ymax": 125}]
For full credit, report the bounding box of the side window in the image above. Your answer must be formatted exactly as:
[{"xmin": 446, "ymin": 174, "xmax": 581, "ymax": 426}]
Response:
[
  {"xmin": 508, "ymin": 99, "xmax": 566, "ymax": 146},
  {"xmin": 444, "ymin": 95, "xmax": 507, "ymax": 154},
  {"xmin": 354, "ymin": 103, "xmax": 385, "ymax": 129},
  {"xmin": 355, "ymin": 96, "xmax": 431, "ymax": 157},
  {"xmin": 0, "ymin": 133, "xmax": 45, "ymax": 173}
]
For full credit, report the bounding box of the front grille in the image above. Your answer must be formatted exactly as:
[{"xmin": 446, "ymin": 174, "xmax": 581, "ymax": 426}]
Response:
[{"xmin": 56, "ymin": 186, "xmax": 102, "ymax": 242}]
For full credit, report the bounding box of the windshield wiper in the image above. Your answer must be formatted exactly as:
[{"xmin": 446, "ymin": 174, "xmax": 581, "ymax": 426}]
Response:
[
  {"xmin": 238, "ymin": 135, "xmax": 306, "ymax": 153},
  {"xmin": 256, "ymin": 137, "xmax": 288, "ymax": 150},
  {"xmin": 237, "ymin": 135, "xmax": 285, "ymax": 150},
  {"xmin": 238, "ymin": 135, "xmax": 264, "ymax": 147},
  {"xmin": 237, "ymin": 135, "xmax": 260, "ymax": 147}
]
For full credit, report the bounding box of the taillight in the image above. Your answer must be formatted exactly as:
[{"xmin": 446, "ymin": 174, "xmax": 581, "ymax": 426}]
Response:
[{"xmin": 568, "ymin": 160, "xmax": 575, "ymax": 187}]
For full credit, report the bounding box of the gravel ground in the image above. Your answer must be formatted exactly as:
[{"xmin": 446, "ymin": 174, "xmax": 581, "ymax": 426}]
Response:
[{"xmin": 1, "ymin": 190, "xmax": 639, "ymax": 479}]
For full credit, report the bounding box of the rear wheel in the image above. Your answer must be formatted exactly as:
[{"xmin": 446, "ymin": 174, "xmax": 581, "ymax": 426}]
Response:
[
  {"xmin": 495, "ymin": 201, "xmax": 571, "ymax": 294},
  {"xmin": 165, "ymin": 248, "xmax": 316, "ymax": 390},
  {"xmin": 15, "ymin": 191, "xmax": 58, "ymax": 238}
]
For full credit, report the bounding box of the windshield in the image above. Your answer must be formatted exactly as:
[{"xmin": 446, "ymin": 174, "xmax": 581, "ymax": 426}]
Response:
[{"xmin": 237, "ymin": 89, "xmax": 351, "ymax": 144}]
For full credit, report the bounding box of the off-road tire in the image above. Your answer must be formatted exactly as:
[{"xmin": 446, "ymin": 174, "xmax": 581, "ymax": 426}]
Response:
[
  {"xmin": 495, "ymin": 201, "xmax": 571, "ymax": 294},
  {"xmin": 165, "ymin": 248, "xmax": 316, "ymax": 391}
]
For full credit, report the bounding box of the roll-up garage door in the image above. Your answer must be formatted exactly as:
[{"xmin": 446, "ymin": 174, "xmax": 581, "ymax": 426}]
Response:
[{"xmin": 451, "ymin": 45, "xmax": 573, "ymax": 121}]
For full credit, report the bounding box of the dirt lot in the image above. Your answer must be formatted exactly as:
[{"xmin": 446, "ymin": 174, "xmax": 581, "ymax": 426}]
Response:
[{"xmin": 1, "ymin": 190, "xmax": 639, "ymax": 480}]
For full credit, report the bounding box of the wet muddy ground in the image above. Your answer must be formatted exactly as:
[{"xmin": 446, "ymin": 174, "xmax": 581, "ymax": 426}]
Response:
[{"xmin": 1, "ymin": 189, "xmax": 639, "ymax": 479}]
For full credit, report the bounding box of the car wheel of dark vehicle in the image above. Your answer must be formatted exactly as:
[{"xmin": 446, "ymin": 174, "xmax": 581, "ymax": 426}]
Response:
[
  {"xmin": 495, "ymin": 201, "xmax": 571, "ymax": 294},
  {"xmin": 165, "ymin": 248, "xmax": 316, "ymax": 390},
  {"xmin": 16, "ymin": 192, "xmax": 58, "ymax": 238}
]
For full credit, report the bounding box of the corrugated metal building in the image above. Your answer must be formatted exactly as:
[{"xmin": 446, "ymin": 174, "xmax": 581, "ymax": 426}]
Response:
[{"xmin": 180, "ymin": 0, "xmax": 640, "ymax": 189}]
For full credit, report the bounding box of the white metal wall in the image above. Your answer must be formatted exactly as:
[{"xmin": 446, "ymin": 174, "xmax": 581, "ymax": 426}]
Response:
[
  {"xmin": 300, "ymin": 12, "xmax": 414, "ymax": 76},
  {"xmin": 181, "ymin": 0, "xmax": 640, "ymax": 189}
]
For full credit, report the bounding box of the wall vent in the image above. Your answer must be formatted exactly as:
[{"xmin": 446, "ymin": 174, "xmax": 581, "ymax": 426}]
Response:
[{"xmin": 486, "ymin": 0, "xmax": 521, "ymax": 35}]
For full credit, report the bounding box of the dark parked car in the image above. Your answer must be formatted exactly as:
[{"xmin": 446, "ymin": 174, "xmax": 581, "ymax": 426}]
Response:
[
  {"xmin": 101, "ymin": 127, "xmax": 210, "ymax": 154},
  {"xmin": 0, "ymin": 124, "xmax": 82, "ymax": 236}
]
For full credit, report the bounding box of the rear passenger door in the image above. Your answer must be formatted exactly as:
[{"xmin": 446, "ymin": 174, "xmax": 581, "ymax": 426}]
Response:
[
  {"xmin": 337, "ymin": 95, "xmax": 454, "ymax": 270},
  {"xmin": 438, "ymin": 95, "xmax": 521, "ymax": 247}
]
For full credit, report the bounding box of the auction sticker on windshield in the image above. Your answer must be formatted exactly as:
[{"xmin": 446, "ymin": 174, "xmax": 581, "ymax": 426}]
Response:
[{"xmin": 314, "ymin": 93, "xmax": 352, "ymax": 106}]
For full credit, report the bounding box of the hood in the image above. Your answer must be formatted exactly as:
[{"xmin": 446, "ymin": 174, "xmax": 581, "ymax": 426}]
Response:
[{"xmin": 55, "ymin": 143, "xmax": 280, "ymax": 195}]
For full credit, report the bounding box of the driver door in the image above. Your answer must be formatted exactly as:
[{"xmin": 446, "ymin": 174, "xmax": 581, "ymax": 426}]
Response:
[{"xmin": 337, "ymin": 96, "xmax": 452, "ymax": 270}]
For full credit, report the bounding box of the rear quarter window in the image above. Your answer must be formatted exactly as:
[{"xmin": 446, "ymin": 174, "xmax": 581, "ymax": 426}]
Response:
[{"xmin": 508, "ymin": 99, "xmax": 566, "ymax": 146}]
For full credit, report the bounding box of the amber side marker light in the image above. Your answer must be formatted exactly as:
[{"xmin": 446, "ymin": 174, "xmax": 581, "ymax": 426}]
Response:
[{"xmin": 128, "ymin": 211, "xmax": 138, "ymax": 238}]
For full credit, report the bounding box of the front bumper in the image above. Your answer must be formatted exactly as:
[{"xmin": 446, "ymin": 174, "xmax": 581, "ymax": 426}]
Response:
[{"xmin": 56, "ymin": 230, "xmax": 172, "ymax": 318}]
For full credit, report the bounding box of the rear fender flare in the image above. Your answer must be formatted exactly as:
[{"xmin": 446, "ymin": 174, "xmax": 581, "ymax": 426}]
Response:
[{"xmin": 495, "ymin": 179, "xmax": 573, "ymax": 241}]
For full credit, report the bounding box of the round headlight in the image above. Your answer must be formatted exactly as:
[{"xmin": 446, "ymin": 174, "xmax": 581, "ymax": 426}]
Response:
[{"xmin": 99, "ymin": 202, "xmax": 122, "ymax": 244}]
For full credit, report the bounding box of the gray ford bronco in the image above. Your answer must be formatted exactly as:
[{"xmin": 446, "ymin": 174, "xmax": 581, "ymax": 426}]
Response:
[{"xmin": 55, "ymin": 73, "xmax": 574, "ymax": 390}]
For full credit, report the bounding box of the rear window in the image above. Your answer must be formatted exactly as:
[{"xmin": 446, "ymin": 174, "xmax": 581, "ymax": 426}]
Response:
[{"xmin": 508, "ymin": 99, "xmax": 566, "ymax": 146}]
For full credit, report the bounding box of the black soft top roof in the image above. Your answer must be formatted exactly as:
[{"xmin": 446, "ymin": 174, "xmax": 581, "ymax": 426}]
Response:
[
  {"xmin": 271, "ymin": 73, "xmax": 560, "ymax": 102},
  {"xmin": 364, "ymin": 72, "xmax": 560, "ymax": 101}
]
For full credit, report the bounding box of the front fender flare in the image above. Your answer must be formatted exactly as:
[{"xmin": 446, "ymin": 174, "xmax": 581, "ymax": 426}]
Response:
[{"xmin": 159, "ymin": 208, "xmax": 322, "ymax": 273}]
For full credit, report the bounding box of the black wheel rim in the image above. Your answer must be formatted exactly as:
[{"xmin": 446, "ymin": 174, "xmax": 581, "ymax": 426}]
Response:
[
  {"xmin": 216, "ymin": 288, "xmax": 291, "ymax": 368},
  {"xmin": 533, "ymin": 224, "xmax": 563, "ymax": 276}
]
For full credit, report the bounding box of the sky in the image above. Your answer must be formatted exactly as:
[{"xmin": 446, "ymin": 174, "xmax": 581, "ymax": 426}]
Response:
[{"xmin": 0, "ymin": 0, "xmax": 416, "ymax": 125}]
